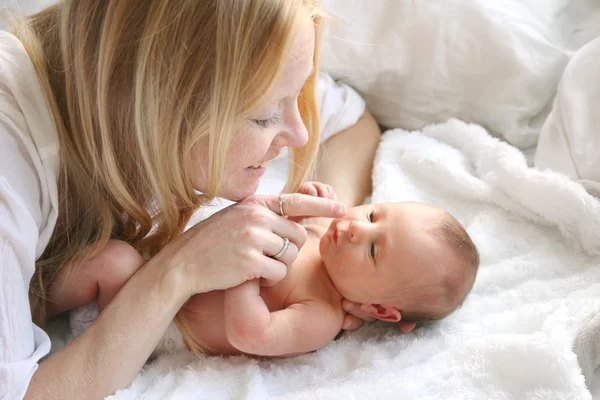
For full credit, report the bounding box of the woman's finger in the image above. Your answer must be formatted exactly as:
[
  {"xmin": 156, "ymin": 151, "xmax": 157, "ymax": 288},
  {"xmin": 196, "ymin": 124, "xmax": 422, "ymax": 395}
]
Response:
[
  {"xmin": 341, "ymin": 299, "xmax": 355, "ymax": 312},
  {"xmin": 254, "ymin": 193, "xmax": 345, "ymax": 219},
  {"xmin": 252, "ymin": 254, "xmax": 288, "ymax": 285},
  {"xmin": 399, "ymin": 321, "xmax": 417, "ymax": 333},
  {"xmin": 269, "ymin": 215, "xmax": 308, "ymax": 250},
  {"xmin": 342, "ymin": 314, "xmax": 365, "ymax": 331},
  {"xmin": 263, "ymin": 232, "xmax": 299, "ymax": 266},
  {"xmin": 342, "ymin": 299, "xmax": 376, "ymax": 322}
]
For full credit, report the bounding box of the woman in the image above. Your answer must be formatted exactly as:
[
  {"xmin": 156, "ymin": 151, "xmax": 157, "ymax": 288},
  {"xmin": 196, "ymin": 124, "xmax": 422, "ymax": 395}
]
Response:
[{"xmin": 0, "ymin": 0, "xmax": 381, "ymax": 398}]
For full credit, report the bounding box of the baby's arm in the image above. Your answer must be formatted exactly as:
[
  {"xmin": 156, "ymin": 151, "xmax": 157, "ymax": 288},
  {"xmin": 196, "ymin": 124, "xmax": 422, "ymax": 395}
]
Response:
[
  {"xmin": 224, "ymin": 280, "xmax": 342, "ymax": 356},
  {"xmin": 48, "ymin": 240, "xmax": 145, "ymax": 316}
]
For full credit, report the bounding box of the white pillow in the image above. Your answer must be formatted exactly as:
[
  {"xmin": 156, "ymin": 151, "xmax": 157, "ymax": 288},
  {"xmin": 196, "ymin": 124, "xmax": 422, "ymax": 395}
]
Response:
[
  {"xmin": 535, "ymin": 36, "xmax": 600, "ymax": 183},
  {"xmin": 319, "ymin": 0, "xmax": 600, "ymax": 148}
]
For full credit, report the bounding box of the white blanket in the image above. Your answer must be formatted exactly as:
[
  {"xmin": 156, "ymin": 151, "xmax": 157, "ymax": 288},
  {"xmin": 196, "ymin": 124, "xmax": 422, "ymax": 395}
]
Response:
[{"xmin": 107, "ymin": 120, "xmax": 600, "ymax": 399}]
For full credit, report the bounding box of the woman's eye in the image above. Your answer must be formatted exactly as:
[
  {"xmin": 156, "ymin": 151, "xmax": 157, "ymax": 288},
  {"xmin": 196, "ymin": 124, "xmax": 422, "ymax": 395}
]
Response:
[
  {"xmin": 252, "ymin": 115, "xmax": 281, "ymax": 128},
  {"xmin": 370, "ymin": 243, "xmax": 375, "ymax": 259}
]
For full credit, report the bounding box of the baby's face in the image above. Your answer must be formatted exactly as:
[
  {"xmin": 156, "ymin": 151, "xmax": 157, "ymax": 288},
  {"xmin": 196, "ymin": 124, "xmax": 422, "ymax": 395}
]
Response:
[{"xmin": 319, "ymin": 202, "xmax": 450, "ymax": 306}]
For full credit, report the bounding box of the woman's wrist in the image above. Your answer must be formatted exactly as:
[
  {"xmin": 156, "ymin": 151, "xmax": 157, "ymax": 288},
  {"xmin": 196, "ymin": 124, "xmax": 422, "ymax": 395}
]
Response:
[
  {"xmin": 140, "ymin": 252, "xmax": 191, "ymax": 309},
  {"xmin": 26, "ymin": 253, "xmax": 188, "ymax": 399}
]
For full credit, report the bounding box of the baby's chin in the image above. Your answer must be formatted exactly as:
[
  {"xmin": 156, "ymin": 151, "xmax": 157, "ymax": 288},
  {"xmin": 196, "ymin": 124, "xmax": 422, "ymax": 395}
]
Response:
[{"xmin": 318, "ymin": 228, "xmax": 333, "ymax": 257}]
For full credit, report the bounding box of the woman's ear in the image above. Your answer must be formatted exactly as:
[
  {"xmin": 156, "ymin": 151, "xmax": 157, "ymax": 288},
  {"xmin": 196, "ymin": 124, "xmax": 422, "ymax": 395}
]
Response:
[{"xmin": 359, "ymin": 303, "xmax": 401, "ymax": 322}]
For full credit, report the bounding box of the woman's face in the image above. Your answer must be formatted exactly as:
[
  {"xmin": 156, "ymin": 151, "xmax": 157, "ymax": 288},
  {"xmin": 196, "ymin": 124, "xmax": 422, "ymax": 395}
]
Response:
[{"xmin": 192, "ymin": 17, "xmax": 316, "ymax": 200}]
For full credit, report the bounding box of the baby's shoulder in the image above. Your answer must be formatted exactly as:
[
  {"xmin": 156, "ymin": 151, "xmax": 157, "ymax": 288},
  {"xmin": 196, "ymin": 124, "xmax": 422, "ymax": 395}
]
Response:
[{"xmin": 294, "ymin": 264, "xmax": 343, "ymax": 314}]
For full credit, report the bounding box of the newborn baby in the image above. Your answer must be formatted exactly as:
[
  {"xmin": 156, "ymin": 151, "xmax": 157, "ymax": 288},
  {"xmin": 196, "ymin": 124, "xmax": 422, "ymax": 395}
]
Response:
[{"xmin": 51, "ymin": 201, "xmax": 479, "ymax": 357}]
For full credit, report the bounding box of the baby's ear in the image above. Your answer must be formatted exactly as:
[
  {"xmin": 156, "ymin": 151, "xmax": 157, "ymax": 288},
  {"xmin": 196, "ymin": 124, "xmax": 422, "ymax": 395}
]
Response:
[{"xmin": 360, "ymin": 304, "xmax": 401, "ymax": 322}]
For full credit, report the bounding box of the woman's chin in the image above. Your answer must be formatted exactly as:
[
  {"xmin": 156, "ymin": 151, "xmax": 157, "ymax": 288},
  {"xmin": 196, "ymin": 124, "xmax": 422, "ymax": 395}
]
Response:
[{"xmin": 220, "ymin": 180, "xmax": 261, "ymax": 201}]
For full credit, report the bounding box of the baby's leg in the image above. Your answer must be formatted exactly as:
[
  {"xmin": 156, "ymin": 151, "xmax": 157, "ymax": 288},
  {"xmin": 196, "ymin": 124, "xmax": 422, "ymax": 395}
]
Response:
[
  {"xmin": 49, "ymin": 240, "xmax": 146, "ymax": 316},
  {"xmin": 90, "ymin": 240, "xmax": 146, "ymax": 312}
]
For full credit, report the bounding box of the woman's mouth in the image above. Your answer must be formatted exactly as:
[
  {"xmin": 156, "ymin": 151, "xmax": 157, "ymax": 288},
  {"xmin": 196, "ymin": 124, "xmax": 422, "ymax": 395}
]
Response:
[
  {"xmin": 245, "ymin": 160, "xmax": 270, "ymax": 178},
  {"xmin": 248, "ymin": 160, "xmax": 270, "ymax": 169}
]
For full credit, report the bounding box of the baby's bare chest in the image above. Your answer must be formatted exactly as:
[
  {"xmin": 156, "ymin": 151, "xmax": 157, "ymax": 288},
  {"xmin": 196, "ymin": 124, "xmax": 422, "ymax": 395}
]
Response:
[{"xmin": 260, "ymin": 235, "xmax": 342, "ymax": 312}]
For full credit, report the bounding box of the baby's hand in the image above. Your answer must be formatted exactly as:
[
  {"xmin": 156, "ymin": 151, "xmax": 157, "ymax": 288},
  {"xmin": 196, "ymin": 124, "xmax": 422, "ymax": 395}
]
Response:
[
  {"xmin": 297, "ymin": 182, "xmax": 337, "ymax": 200},
  {"xmin": 292, "ymin": 182, "xmax": 338, "ymax": 226}
]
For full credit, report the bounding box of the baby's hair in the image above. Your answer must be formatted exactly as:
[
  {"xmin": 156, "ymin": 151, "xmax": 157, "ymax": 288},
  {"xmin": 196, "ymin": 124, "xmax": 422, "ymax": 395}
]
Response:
[
  {"xmin": 435, "ymin": 212, "xmax": 480, "ymax": 276},
  {"xmin": 402, "ymin": 211, "xmax": 479, "ymax": 323}
]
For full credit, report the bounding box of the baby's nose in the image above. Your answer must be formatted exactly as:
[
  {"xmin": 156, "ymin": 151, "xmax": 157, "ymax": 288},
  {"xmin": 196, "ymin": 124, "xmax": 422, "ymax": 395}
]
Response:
[{"xmin": 347, "ymin": 220, "xmax": 368, "ymax": 243}]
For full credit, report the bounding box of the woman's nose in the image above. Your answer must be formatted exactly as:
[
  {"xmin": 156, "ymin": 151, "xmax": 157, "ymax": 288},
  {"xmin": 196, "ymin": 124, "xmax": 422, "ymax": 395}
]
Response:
[{"xmin": 277, "ymin": 103, "xmax": 309, "ymax": 149}]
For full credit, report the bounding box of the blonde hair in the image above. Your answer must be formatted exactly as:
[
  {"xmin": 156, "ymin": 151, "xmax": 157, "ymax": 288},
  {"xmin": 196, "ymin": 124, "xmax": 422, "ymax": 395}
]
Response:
[{"xmin": 8, "ymin": 0, "xmax": 325, "ymax": 327}]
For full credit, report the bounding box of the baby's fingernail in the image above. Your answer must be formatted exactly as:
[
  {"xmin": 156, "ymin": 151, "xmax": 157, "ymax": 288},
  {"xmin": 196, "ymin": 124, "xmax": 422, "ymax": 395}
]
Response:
[
  {"xmin": 342, "ymin": 320, "xmax": 351, "ymax": 330},
  {"xmin": 344, "ymin": 303, "xmax": 356, "ymax": 312}
]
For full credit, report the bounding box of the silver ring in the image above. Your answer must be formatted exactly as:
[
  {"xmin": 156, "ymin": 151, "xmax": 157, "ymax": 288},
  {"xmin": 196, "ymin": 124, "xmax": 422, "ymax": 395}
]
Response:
[
  {"xmin": 278, "ymin": 194, "xmax": 286, "ymax": 217},
  {"xmin": 272, "ymin": 237, "xmax": 290, "ymax": 259}
]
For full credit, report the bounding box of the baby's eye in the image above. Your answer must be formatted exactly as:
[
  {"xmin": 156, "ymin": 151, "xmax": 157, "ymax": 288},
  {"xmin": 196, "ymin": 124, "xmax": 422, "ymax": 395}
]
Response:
[
  {"xmin": 370, "ymin": 243, "xmax": 375, "ymax": 259},
  {"xmin": 368, "ymin": 211, "xmax": 374, "ymax": 222}
]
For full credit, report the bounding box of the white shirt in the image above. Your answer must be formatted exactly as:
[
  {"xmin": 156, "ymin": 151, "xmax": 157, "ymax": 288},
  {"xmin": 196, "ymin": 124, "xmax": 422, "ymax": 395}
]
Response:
[
  {"xmin": 0, "ymin": 32, "xmax": 365, "ymax": 398},
  {"xmin": 0, "ymin": 31, "xmax": 59, "ymax": 399}
]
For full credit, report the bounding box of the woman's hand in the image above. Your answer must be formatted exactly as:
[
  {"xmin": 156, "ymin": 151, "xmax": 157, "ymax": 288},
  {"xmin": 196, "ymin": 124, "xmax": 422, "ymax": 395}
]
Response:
[
  {"xmin": 154, "ymin": 193, "xmax": 346, "ymax": 298},
  {"xmin": 340, "ymin": 299, "xmax": 372, "ymax": 330}
]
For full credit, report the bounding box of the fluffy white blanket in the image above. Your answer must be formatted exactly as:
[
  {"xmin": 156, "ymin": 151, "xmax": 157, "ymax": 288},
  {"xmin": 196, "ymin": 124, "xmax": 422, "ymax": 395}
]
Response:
[{"xmin": 106, "ymin": 120, "xmax": 600, "ymax": 400}]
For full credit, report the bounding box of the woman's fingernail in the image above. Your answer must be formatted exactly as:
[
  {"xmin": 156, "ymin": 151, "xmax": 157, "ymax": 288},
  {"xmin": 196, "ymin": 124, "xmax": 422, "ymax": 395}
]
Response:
[{"xmin": 337, "ymin": 204, "xmax": 347, "ymax": 214}]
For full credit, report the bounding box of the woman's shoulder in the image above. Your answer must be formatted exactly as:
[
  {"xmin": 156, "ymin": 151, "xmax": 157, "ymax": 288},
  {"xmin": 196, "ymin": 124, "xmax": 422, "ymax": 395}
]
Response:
[
  {"xmin": 0, "ymin": 31, "xmax": 26, "ymax": 52},
  {"xmin": 0, "ymin": 31, "xmax": 38, "ymax": 75},
  {"xmin": 0, "ymin": 30, "xmax": 60, "ymax": 258},
  {"xmin": 0, "ymin": 31, "xmax": 59, "ymax": 148}
]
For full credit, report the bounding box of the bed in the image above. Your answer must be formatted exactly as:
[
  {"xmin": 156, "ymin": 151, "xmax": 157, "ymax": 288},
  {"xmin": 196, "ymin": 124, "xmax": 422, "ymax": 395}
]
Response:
[{"xmin": 5, "ymin": 0, "xmax": 600, "ymax": 398}]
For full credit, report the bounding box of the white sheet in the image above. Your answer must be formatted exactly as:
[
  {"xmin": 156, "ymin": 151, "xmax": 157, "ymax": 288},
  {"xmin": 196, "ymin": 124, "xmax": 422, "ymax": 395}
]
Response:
[{"xmin": 106, "ymin": 120, "xmax": 600, "ymax": 399}]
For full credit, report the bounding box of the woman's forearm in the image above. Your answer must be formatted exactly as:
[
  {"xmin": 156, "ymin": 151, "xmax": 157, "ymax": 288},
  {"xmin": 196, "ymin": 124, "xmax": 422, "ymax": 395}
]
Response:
[
  {"xmin": 25, "ymin": 260, "xmax": 186, "ymax": 400},
  {"xmin": 314, "ymin": 109, "xmax": 381, "ymax": 208}
]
